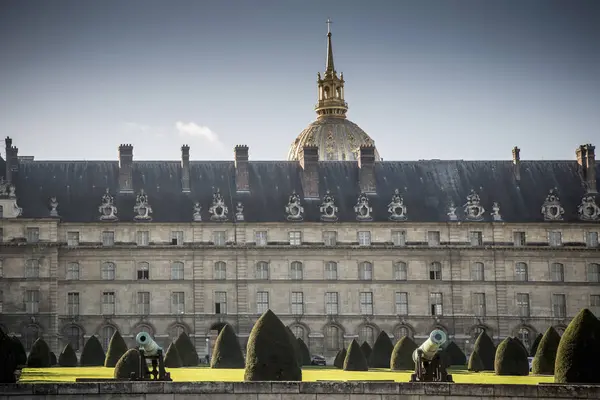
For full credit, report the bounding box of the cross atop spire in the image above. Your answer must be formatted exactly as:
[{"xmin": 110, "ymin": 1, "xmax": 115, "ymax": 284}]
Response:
[
  {"xmin": 325, "ymin": 18, "xmax": 335, "ymax": 75},
  {"xmin": 326, "ymin": 18, "xmax": 333, "ymax": 34}
]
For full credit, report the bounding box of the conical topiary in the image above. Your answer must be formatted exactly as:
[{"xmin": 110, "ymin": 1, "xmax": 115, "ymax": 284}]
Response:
[
  {"xmin": 513, "ymin": 337, "xmax": 529, "ymax": 357},
  {"xmin": 468, "ymin": 350, "xmax": 484, "ymax": 372},
  {"xmin": 27, "ymin": 337, "xmax": 51, "ymax": 368},
  {"xmin": 297, "ymin": 338, "xmax": 311, "ymax": 366},
  {"xmin": 58, "ymin": 343, "xmax": 78, "ymax": 367},
  {"xmin": 114, "ymin": 349, "xmax": 142, "ymax": 379},
  {"xmin": 244, "ymin": 310, "xmax": 302, "ymax": 381},
  {"xmin": 0, "ymin": 328, "xmax": 18, "ymax": 383},
  {"xmin": 163, "ymin": 342, "xmax": 183, "ymax": 368},
  {"xmin": 333, "ymin": 348, "xmax": 346, "ymax": 369},
  {"xmin": 286, "ymin": 327, "xmax": 302, "ymax": 367},
  {"xmin": 80, "ymin": 335, "xmax": 106, "ymax": 366},
  {"xmin": 469, "ymin": 331, "xmax": 495, "ymax": 371},
  {"xmin": 529, "ymin": 333, "xmax": 543, "ymax": 357},
  {"xmin": 532, "ymin": 326, "xmax": 560, "ymax": 375},
  {"xmin": 442, "ymin": 341, "xmax": 467, "ymax": 366},
  {"xmin": 494, "ymin": 337, "xmax": 529, "ymax": 376},
  {"xmin": 369, "ymin": 331, "xmax": 394, "ymax": 368},
  {"xmin": 555, "ymin": 308, "xmax": 600, "ymax": 383},
  {"xmin": 50, "ymin": 351, "xmax": 57, "ymax": 366},
  {"xmin": 174, "ymin": 331, "xmax": 199, "ymax": 367},
  {"xmin": 343, "ymin": 339, "xmax": 368, "ymax": 371},
  {"xmin": 211, "ymin": 323, "xmax": 245, "ymax": 369},
  {"xmin": 360, "ymin": 341, "xmax": 372, "ymax": 360},
  {"xmin": 11, "ymin": 336, "xmax": 27, "ymax": 366},
  {"xmin": 104, "ymin": 331, "xmax": 128, "ymax": 367},
  {"xmin": 390, "ymin": 336, "xmax": 417, "ymax": 370}
]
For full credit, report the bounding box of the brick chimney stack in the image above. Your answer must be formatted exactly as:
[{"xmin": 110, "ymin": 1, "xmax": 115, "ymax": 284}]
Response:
[
  {"xmin": 4, "ymin": 137, "xmax": 12, "ymax": 183},
  {"xmin": 577, "ymin": 144, "xmax": 597, "ymax": 193},
  {"xmin": 118, "ymin": 144, "xmax": 134, "ymax": 194},
  {"xmin": 512, "ymin": 146, "xmax": 521, "ymax": 181},
  {"xmin": 234, "ymin": 145, "xmax": 250, "ymax": 192},
  {"xmin": 300, "ymin": 146, "xmax": 319, "ymax": 199},
  {"xmin": 181, "ymin": 145, "xmax": 191, "ymax": 193},
  {"xmin": 358, "ymin": 145, "xmax": 377, "ymax": 194}
]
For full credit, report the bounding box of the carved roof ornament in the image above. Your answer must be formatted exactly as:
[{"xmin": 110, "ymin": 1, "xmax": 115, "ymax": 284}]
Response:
[
  {"xmin": 319, "ymin": 190, "xmax": 338, "ymax": 222},
  {"xmin": 235, "ymin": 202, "xmax": 245, "ymax": 222},
  {"xmin": 491, "ymin": 202, "xmax": 503, "ymax": 222},
  {"xmin": 464, "ymin": 189, "xmax": 485, "ymax": 221},
  {"xmin": 578, "ymin": 194, "xmax": 600, "ymax": 221},
  {"xmin": 192, "ymin": 202, "xmax": 202, "ymax": 222},
  {"xmin": 98, "ymin": 188, "xmax": 118, "ymax": 221},
  {"xmin": 354, "ymin": 193, "xmax": 373, "ymax": 221},
  {"xmin": 541, "ymin": 188, "xmax": 564, "ymax": 221},
  {"xmin": 49, "ymin": 197, "xmax": 59, "ymax": 217},
  {"xmin": 286, "ymin": 191, "xmax": 304, "ymax": 221},
  {"xmin": 133, "ymin": 189, "xmax": 153, "ymax": 222},
  {"xmin": 388, "ymin": 189, "xmax": 407, "ymax": 221},
  {"xmin": 0, "ymin": 177, "xmax": 16, "ymax": 199},
  {"xmin": 209, "ymin": 188, "xmax": 228, "ymax": 221},
  {"xmin": 447, "ymin": 201, "xmax": 458, "ymax": 221},
  {"xmin": 0, "ymin": 178, "xmax": 22, "ymax": 218}
]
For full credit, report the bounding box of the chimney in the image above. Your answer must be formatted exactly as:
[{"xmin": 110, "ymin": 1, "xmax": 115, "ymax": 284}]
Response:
[
  {"xmin": 358, "ymin": 145, "xmax": 376, "ymax": 194},
  {"xmin": 300, "ymin": 146, "xmax": 319, "ymax": 199},
  {"xmin": 512, "ymin": 146, "xmax": 521, "ymax": 181},
  {"xmin": 4, "ymin": 137, "xmax": 12, "ymax": 183},
  {"xmin": 118, "ymin": 144, "xmax": 134, "ymax": 194},
  {"xmin": 234, "ymin": 145, "xmax": 250, "ymax": 192},
  {"xmin": 181, "ymin": 145, "xmax": 191, "ymax": 193},
  {"xmin": 577, "ymin": 144, "xmax": 597, "ymax": 193}
]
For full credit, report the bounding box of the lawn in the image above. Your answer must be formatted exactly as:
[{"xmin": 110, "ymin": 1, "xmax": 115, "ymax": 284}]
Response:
[{"xmin": 19, "ymin": 366, "xmax": 554, "ymax": 385}]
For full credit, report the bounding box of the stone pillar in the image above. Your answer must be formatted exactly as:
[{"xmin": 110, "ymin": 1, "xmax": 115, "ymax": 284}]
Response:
[
  {"xmin": 512, "ymin": 146, "xmax": 520, "ymax": 181},
  {"xmin": 358, "ymin": 145, "xmax": 376, "ymax": 194},
  {"xmin": 118, "ymin": 144, "xmax": 134, "ymax": 194},
  {"xmin": 300, "ymin": 146, "xmax": 319, "ymax": 199},
  {"xmin": 234, "ymin": 145, "xmax": 250, "ymax": 192},
  {"xmin": 181, "ymin": 145, "xmax": 191, "ymax": 193},
  {"xmin": 577, "ymin": 144, "xmax": 597, "ymax": 193}
]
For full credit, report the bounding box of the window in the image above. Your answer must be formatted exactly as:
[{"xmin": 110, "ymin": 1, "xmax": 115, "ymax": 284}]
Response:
[
  {"xmin": 171, "ymin": 262, "xmax": 184, "ymax": 280},
  {"xmin": 0, "ymin": 259, "xmax": 2, "ymax": 278},
  {"xmin": 136, "ymin": 231, "xmax": 149, "ymax": 246},
  {"xmin": 25, "ymin": 259, "xmax": 40, "ymax": 278},
  {"xmin": 137, "ymin": 292, "xmax": 150, "ymax": 315},
  {"xmin": 427, "ymin": 231, "xmax": 440, "ymax": 246},
  {"xmin": 359, "ymin": 325, "xmax": 375, "ymax": 345},
  {"xmin": 429, "ymin": 262, "xmax": 442, "ymax": 280},
  {"xmin": 214, "ymin": 261, "xmax": 226, "ymax": 280},
  {"xmin": 0, "ymin": 206, "xmax": 2, "ymax": 219},
  {"xmin": 430, "ymin": 292, "xmax": 443, "ymax": 316},
  {"xmin": 393, "ymin": 262, "xmax": 407, "ymax": 280},
  {"xmin": 590, "ymin": 295, "xmax": 600, "ymax": 317},
  {"xmin": 587, "ymin": 232, "xmax": 599, "ymax": 248},
  {"xmin": 323, "ymin": 231, "xmax": 337, "ymax": 246},
  {"xmin": 473, "ymin": 293, "xmax": 486, "ymax": 316},
  {"xmin": 215, "ymin": 291, "xmax": 227, "ymax": 314},
  {"xmin": 66, "ymin": 262, "xmax": 80, "ymax": 280},
  {"xmin": 515, "ymin": 262, "xmax": 528, "ymax": 281},
  {"xmin": 391, "ymin": 230, "xmax": 406, "ymax": 246},
  {"xmin": 102, "ymin": 292, "xmax": 115, "ymax": 315},
  {"xmin": 325, "ymin": 292, "xmax": 338, "ymax": 315},
  {"xmin": 471, "ymin": 262, "xmax": 484, "ymax": 281},
  {"xmin": 518, "ymin": 328, "xmax": 531, "ymax": 349},
  {"xmin": 359, "ymin": 292, "xmax": 373, "ymax": 315},
  {"xmin": 26, "ymin": 227, "xmax": 39, "ymax": 243},
  {"xmin": 0, "ymin": 228, "xmax": 3, "ymax": 242},
  {"xmin": 23, "ymin": 325, "xmax": 40, "ymax": 350},
  {"xmin": 517, "ymin": 293, "xmax": 530, "ymax": 317},
  {"xmin": 325, "ymin": 325, "xmax": 341, "ymax": 351},
  {"xmin": 470, "ymin": 231, "xmax": 483, "ymax": 246},
  {"xmin": 171, "ymin": 292, "xmax": 185, "ymax": 314},
  {"xmin": 67, "ymin": 292, "xmax": 79, "ymax": 316},
  {"xmin": 550, "ymin": 263, "xmax": 564, "ymax": 282},
  {"xmin": 169, "ymin": 325, "xmax": 186, "ymax": 341},
  {"xmin": 396, "ymin": 326, "xmax": 411, "ymax": 339},
  {"xmin": 101, "ymin": 262, "xmax": 115, "ymax": 280},
  {"xmin": 213, "ymin": 231, "xmax": 226, "ymax": 246},
  {"xmin": 289, "ymin": 231, "xmax": 302, "ymax": 246},
  {"xmin": 359, "ymin": 261, "xmax": 373, "ymax": 280},
  {"xmin": 102, "ymin": 231, "xmax": 115, "ymax": 246},
  {"xmin": 171, "ymin": 231, "xmax": 183, "ymax": 245},
  {"xmin": 67, "ymin": 232, "xmax": 79, "ymax": 247},
  {"xmin": 358, "ymin": 231, "xmax": 371, "ymax": 246},
  {"xmin": 395, "ymin": 292, "xmax": 408, "ymax": 315},
  {"xmin": 25, "ymin": 290, "xmax": 39, "ymax": 313},
  {"xmin": 513, "ymin": 231, "xmax": 526, "ymax": 247},
  {"xmin": 137, "ymin": 262, "xmax": 149, "ymax": 280},
  {"xmin": 552, "ymin": 294, "xmax": 566, "ymax": 318},
  {"xmin": 66, "ymin": 326, "xmax": 81, "ymax": 351},
  {"xmin": 290, "ymin": 261, "xmax": 303, "ymax": 280},
  {"xmin": 291, "ymin": 292, "xmax": 304, "ymax": 315},
  {"xmin": 291, "ymin": 325, "xmax": 304, "ymax": 340},
  {"xmin": 256, "ymin": 261, "xmax": 269, "ymax": 280},
  {"xmin": 587, "ymin": 263, "xmax": 600, "ymax": 283},
  {"xmin": 325, "ymin": 261, "xmax": 337, "ymax": 280},
  {"xmin": 255, "ymin": 231, "xmax": 267, "ymax": 246},
  {"xmin": 101, "ymin": 326, "xmax": 115, "ymax": 351},
  {"xmin": 256, "ymin": 291, "xmax": 269, "ymax": 314},
  {"xmin": 548, "ymin": 231, "xmax": 562, "ymax": 247}
]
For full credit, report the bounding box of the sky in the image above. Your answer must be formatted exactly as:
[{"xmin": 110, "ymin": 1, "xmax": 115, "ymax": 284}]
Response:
[{"xmin": 0, "ymin": 0, "xmax": 599, "ymax": 161}]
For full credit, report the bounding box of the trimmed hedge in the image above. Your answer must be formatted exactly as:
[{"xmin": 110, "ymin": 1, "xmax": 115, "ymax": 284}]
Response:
[
  {"xmin": 343, "ymin": 339, "xmax": 368, "ymax": 371},
  {"xmin": 468, "ymin": 350, "xmax": 484, "ymax": 372},
  {"xmin": 163, "ymin": 342, "xmax": 183, "ymax": 368},
  {"xmin": 26, "ymin": 338, "xmax": 51, "ymax": 368},
  {"xmin": 360, "ymin": 341, "xmax": 372, "ymax": 360},
  {"xmin": 50, "ymin": 351, "xmax": 57, "ymax": 366},
  {"xmin": 11, "ymin": 336, "xmax": 27, "ymax": 367},
  {"xmin": 0, "ymin": 328, "xmax": 18, "ymax": 383},
  {"xmin": 80, "ymin": 335, "xmax": 106, "ymax": 366},
  {"xmin": 390, "ymin": 336, "xmax": 417, "ymax": 370},
  {"xmin": 244, "ymin": 309, "xmax": 302, "ymax": 381},
  {"xmin": 58, "ymin": 343, "xmax": 78, "ymax": 367},
  {"xmin": 211, "ymin": 323, "xmax": 245, "ymax": 369},
  {"xmin": 114, "ymin": 349, "xmax": 142, "ymax": 379},
  {"xmin": 369, "ymin": 331, "xmax": 394, "ymax": 368},
  {"xmin": 469, "ymin": 331, "xmax": 495, "ymax": 371},
  {"xmin": 286, "ymin": 326, "xmax": 302, "ymax": 367},
  {"xmin": 494, "ymin": 337, "xmax": 529, "ymax": 376},
  {"xmin": 443, "ymin": 341, "xmax": 467, "ymax": 366},
  {"xmin": 174, "ymin": 332, "xmax": 199, "ymax": 367},
  {"xmin": 513, "ymin": 337, "xmax": 529, "ymax": 357},
  {"xmin": 104, "ymin": 331, "xmax": 128, "ymax": 367},
  {"xmin": 297, "ymin": 338, "xmax": 311, "ymax": 366},
  {"xmin": 333, "ymin": 348, "xmax": 346, "ymax": 369},
  {"xmin": 555, "ymin": 308, "xmax": 600, "ymax": 383},
  {"xmin": 529, "ymin": 333, "xmax": 543, "ymax": 357},
  {"xmin": 532, "ymin": 326, "xmax": 560, "ymax": 375}
]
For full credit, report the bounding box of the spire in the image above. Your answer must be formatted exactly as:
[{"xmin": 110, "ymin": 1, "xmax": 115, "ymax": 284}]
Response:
[{"xmin": 325, "ymin": 18, "xmax": 335, "ymax": 75}]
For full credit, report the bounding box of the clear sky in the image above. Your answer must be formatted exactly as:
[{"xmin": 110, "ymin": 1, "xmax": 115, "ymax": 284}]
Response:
[{"xmin": 1, "ymin": 0, "xmax": 598, "ymax": 161}]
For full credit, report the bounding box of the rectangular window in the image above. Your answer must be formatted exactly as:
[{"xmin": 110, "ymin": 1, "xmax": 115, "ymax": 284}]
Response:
[
  {"xmin": 255, "ymin": 262, "xmax": 269, "ymax": 280},
  {"xmin": 552, "ymin": 294, "xmax": 566, "ymax": 318},
  {"xmin": 25, "ymin": 290, "xmax": 40, "ymax": 314},
  {"xmin": 514, "ymin": 231, "xmax": 526, "ymax": 247},
  {"xmin": 67, "ymin": 232, "xmax": 80, "ymax": 247},
  {"xmin": 590, "ymin": 295, "xmax": 600, "ymax": 317},
  {"xmin": 102, "ymin": 231, "xmax": 115, "ymax": 246},
  {"xmin": 588, "ymin": 264, "xmax": 600, "ymax": 283},
  {"xmin": 171, "ymin": 231, "xmax": 183, "ymax": 245},
  {"xmin": 517, "ymin": 293, "xmax": 530, "ymax": 317},
  {"xmin": 470, "ymin": 231, "xmax": 483, "ymax": 246},
  {"xmin": 325, "ymin": 292, "xmax": 338, "ymax": 315},
  {"xmin": 551, "ymin": 263, "xmax": 564, "ymax": 282},
  {"xmin": 289, "ymin": 231, "xmax": 302, "ymax": 246},
  {"xmin": 26, "ymin": 227, "xmax": 40, "ymax": 243},
  {"xmin": 256, "ymin": 291, "xmax": 269, "ymax": 314},
  {"xmin": 395, "ymin": 292, "xmax": 408, "ymax": 315},
  {"xmin": 137, "ymin": 292, "xmax": 150, "ymax": 315},
  {"xmin": 358, "ymin": 231, "xmax": 371, "ymax": 246},
  {"xmin": 430, "ymin": 292, "xmax": 443, "ymax": 316},
  {"xmin": 0, "ymin": 259, "xmax": 3, "ymax": 278},
  {"xmin": 587, "ymin": 232, "xmax": 599, "ymax": 248},
  {"xmin": 359, "ymin": 262, "xmax": 373, "ymax": 280},
  {"xmin": 473, "ymin": 292, "xmax": 486, "ymax": 316},
  {"xmin": 515, "ymin": 262, "xmax": 528, "ymax": 281},
  {"xmin": 137, "ymin": 263, "xmax": 149, "ymax": 280},
  {"xmin": 66, "ymin": 262, "xmax": 80, "ymax": 280},
  {"xmin": 213, "ymin": 231, "xmax": 227, "ymax": 246},
  {"xmin": 136, "ymin": 231, "xmax": 149, "ymax": 246},
  {"xmin": 291, "ymin": 292, "xmax": 304, "ymax": 315},
  {"xmin": 394, "ymin": 262, "xmax": 407, "ymax": 280},
  {"xmin": 427, "ymin": 231, "xmax": 440, "ymax": 247},
  {"xmin": 255, "ymin": 231, "xmax": 268, "ymax": 246},
  {"xmin": 323, "ymin": 231, "xmax": 337, "ymax": 246},
  {"xmin": 471, "ymin": 263, "xmax": 484, "ymax": 281},
  {"xmin": 25, "ymin": 260, "xmax": 40, "ymax": 278},
  {"xmin": 215, "ymin": 291, "xmax": 227, "ymax": 314},
  {"xmin": 171, "ymin": 292, "xmax": 185, "ymax": 315},
  {"xmin": 549, "ymin": 231, "xmax": 562, "ymax": 247},
  {"xmin": 391, "ymin": 230, "xmax": 407, "ymax": 246},
  {"xmin": 102, "ymin": 292, "xmax": 115, "ymax": 315},
  {"xmin": 290, "ymin": 262, "xmax": 303, "ymax": 280},
  {"xmin": 359, "ymin": 292, "xmax": 373, "ymax": 315},
  {"xmin": 325, "ymin": 261, "xmax": 337, "ymax": 280},
  {"xmin": 0, "ymin": 228, "xmax": 3, "ymax": 242},
  {"xmin": 171, "ymin": 262, "xmax": 184, "ymax": 280}
]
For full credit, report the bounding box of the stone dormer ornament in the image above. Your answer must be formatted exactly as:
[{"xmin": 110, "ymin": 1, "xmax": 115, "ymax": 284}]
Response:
[
  {"xmin": 285, "ymin": 191, "xmax": 304, "ymax": 221},
  {"xmin": 209, "ymin": 188, "xmax": 228, "ymax": 221},
  {"xmin": 133, "ymin": 189, "xmax": 153, "ymax": 221},
  {"xmin": 578, "ymin": 194, "xmax": 600, "ymax": 221},
  {"xmin": 192, "ymin": 202, "xmax": 202, "ymax": 222},
  {"xmin": 319, "ymin": 190, "xmax": 338, "ymax": 222},
  {"xmin": 464, "ymin": 189, "xmax": 485, "ymax": 221},
  {"xmin": 0, "ymin": 177, "xmax": 22, "ymax": 218},
  {"xmin": 235, "ymin": 202, "xmax": 245, "ymax": 222},
  {"xmin": 447, "ymin": 202, "xmax": 458, "ymax": 221},
  {"xmin": 354, "ymin": 193, "xmax": 373, "ymax": 221},
  {"xmin": 541, "ymin": 188, "xmax": 564, "ymax": 221},
  {"xmin": 98, "ymin": 188, "xmax": 118, "ymax": 221},
  {"xmin": 49, "ymin": 197, "xmax": 59, "ymax": 217},
  {"xmin": 388, "ymin": 189, "xmax": 407, "ymax": 221},
  {"xmin": 0, "ymin": 177, "xmax": 16, "ymax": 199},
  {"xmin": 491, "ymin": 202, "xmax": 503, "ymax": 222}
]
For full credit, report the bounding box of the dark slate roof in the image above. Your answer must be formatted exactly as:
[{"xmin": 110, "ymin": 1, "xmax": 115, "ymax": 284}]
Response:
[{"xmin": 7, "ymin": 159, "xmax": 600, "ymax": 223}]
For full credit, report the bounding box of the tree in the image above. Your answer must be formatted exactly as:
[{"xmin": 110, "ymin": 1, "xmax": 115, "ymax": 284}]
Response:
[
  {"xmin": 0, "ymin": 328, "xmax": 18, "ymax": 383},
  {"xmin": 529, "ymin": 333, "xmax": 543, "ymax": 357},
  {"xmin": 360, "ymin": 341, "xmax": 372, "ymax": 360},
  {"xmin": 468, "ymin": 350, "xmax": 484, "ymax": 372},
  {"xmin": 297, "ymin": 338, "xmax": 311, "ymax": 366},
  {"xmin": 390, "ymin": 336, "xmax": 417, "ymax": 370},
  {"xmin": 104, "ymin": 331, "xmax": 128, "ymax": 367},
  {"xmin": 114, "ymin": 349, "xmax": 142, "ymax": 379},
  {"xmin": 532, "ymin": 326, "xmax": 561, "ymax": 375},
  {"xmin": 11, "ymin": 336, "xmax": 27, "ymax": 366},
  {"xmin": 58, "ymin": 343, "xmax": 78, "ymax": 367},
  {"xmin": 211, "ymin": 323, "xmax": 245, "ymax": 369},
  {"xmin": 369, "ymin": 331, "xmax": 394, "ymax": 368},
  {"xmin": 494, "ymin": 337, "xmax": 529, "ymax": 376},
  {"xmin": 333, "ymin": 348, "xmax": 346, "ymax": 369},
  {"xmin": 286, "ymin": 326, "xmax": 302, "ymax": 367},
  {"xmin": 50, "ymin": 351, "xmax": 57, "ymax": 366},
  {"xmin": 80, "ymin": 335, "xmax": 106, "ymax": 366},
  {"xmin": 26, "ymin": 337, "xmax": 51, "ymax": 368},
  {"xmin": 343, "ymin": 339, "xmax": 368, "ymax": 371},
  {"xmin": 513, "ymin": 336, "xmax": 529, "ymax": 357},
  {"xmin": 555, "ymin": 308, "xmax": 600, "ymax": 383},
  {"xmin": 244, "ymin": 309, "xmax": 302, "ymax": 381},
  {"xmin": 174, "ymin": 331, "xmax": 199, "ymax": 367},
  {"xmin": 469, "ymin": 331, "xmax": 495, "ymax": 371},
  {"xmin": 442, "ymin": 341, "xmax": 467, "ymax": 366},
  {"xmin": 163, "ymin": 342, "xmax": 183, "ymax": 368}
]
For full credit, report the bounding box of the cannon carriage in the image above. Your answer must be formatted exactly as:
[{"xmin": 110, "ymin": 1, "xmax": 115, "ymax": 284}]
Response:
[
  {"xmin": 135, "ymin": 332, "xmax": 172, "ymax": 381},
  {"xmin": 410, "ymin": 329, "xmax": 453, "ymax": 383}
]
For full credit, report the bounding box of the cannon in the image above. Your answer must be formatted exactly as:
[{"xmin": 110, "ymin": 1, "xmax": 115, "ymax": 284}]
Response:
[
  {"xmin": 135, "ymin": 332, "xmax": 171, "ymax": 381},
  {"xmin": 409, "ymin": 329, "xmax": 453, "ymax": 383}
]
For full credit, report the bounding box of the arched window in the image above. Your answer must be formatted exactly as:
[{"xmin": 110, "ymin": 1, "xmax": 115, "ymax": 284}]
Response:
[
  {"xmin": 429, "ymin": 262, "xmax": 442, "ymax": 280},
  {"xmin": 100, "ymin": 326, "xmax": 116, "ymax": 350},
  {"xmin": 214, "ymin": 261, "xmax": 226, "ymax": 280},
  {"xmin": 471, "ymin": 262, "xmax": 484, "ymax": 281},
  {"xmin": 587, "ymin": 263, "xmax": 600, "ymax": 283},
  {"xmin": 65, "ymin": 326, "xmax": 82, "ymax": 351},
  {"xmin": 555, "ymin": 326, "xmax": 565, "ymax": 336},
  {"xmin": 137, "ymin": 262, "xmax": 149, "ymax": 280},
  {"xmin": 171, "ymin": 261, "xmax": 184, "ymax": 280},
  {"xmin": 395, "ymin": 326, "xmax": 412, "ymax": 339},
  {"xmin": 359, "ymin": 262, "xmax": 373, "ymax": 280},
  {"xmin": 66, "ymin": 262, "xmax": 80, "ymax": 280},
  {"xmin": 358, "ymin": 325, "xmax": 375, "ymax": 346},
  {"xmin": 472, "ymin": 326, "xmax": 487, "ymax": 340},
  {"xmin": 169, "ymin": 324, "xmax": 186, "ymax": 341},
  {"xmin": 23, "ymin": 325, "xmax": 40, "ymax": 350},
  {"xmin": 515, "ymin": 262, "xmax": 528, "ymax": 281},
  {"xmin": 255, "ymin": 261, "xmax": 269, "ymax": 280},
  {"xmin": 133, "ymin": 324, "xmax": 153, "ymax": 336},
  {"xmin": 290, "ymin": 261, "xmax": 303, "ymax": 280},
  {"xmin": 325, "ymin": 325, "xmax": 341, "ymax": 351},
  {"xmin": 393, "ymin": 261, "xmax": 407, "ymax": 280},
  {"xmin": 518, "ymin": 327, "xmax": 531, "ymax": 349},
  {"xmin": 101, "ymin": 262, "xmax": 115, "ymax": 280},
  {"xmin": 25, "ymin": 259, "xmax": 40, "ymax": 278},
  {"xmin": 291, "ymin": 325, "xmax": 305, "ymax": 341},
  {"xmin": 551, "ymin": 263, "xmax": 564, "ymax": 282},
  {"xmin": 325, "ymin": 261, "xmax": 337, "ymax": 280}
]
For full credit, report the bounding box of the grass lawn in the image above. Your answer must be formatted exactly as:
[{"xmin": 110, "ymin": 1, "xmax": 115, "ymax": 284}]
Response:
[{"xmin": 19, "ymin": 366, "xmax": 554, "ymax": 385}]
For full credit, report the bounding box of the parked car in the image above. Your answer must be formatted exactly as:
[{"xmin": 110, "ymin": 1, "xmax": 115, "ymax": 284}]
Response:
[{"xmin": 311, "ymin": 355, "xmax": 326, "ymax": 366}]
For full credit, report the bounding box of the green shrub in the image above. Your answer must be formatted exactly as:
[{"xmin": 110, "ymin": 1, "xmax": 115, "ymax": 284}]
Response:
[
  {"xmin": 50, "ymin": 351, "xmax": 57, "ymax": 366},
  {"xmin": 104, "ymin": 331, "xmax": 128, "ymax": 367},
  {"xmin": 211, "ymin": 323, "xmax": 245, "ymax": 369},
  {"xmin": 26, "ymin": 337, "xmax": 51, "ymax": 368},
  {"xmin": 114, "ymin": 349, "xmax": 142, "ymax": 380},
  {"xmin": 360, "ymin": 341, "xmax": 372, "ymax": 360},
  {"xmin": 529, "ymin": 333, "xmax": 543, "ymax": 357},
  {"xmin": 297, "ymin": 338, "xmax": 311, "ymax": 366},
  {"xmin": 244, "ymin": 309, "xmax": 302, "ymax": 381},
  {"xmin": 343, "ymin": 339, "xmax": 368, "ymax": 371},
  {"xmin": 494, "ymin": 337, "xmax": 529, "ymax": 376},
  {"xmin": 163, "ymin": 342, "xmax": 183, "ymax": 368},
  {"xmin": 468, "ymin": 350, "xmax": 484, "ymax": 372},
  {"xmin": 369, "ymin": 330, "xmax": 394, "ymax": 368},
  {"xmin": 174, "ymin": 332, "xmax": 199, "ymax": 367},
  {"xmin": 513, "ymin": 337, "xmax": 529, "ymax": 357},
  {"xmin": 286, "ymin": 326, "xmax": 302, "ymax": 367},
  {"xmin": 390, "ymin": 336, "xmax": 417, "ymax": 370},
  {"xmin": 0, "ymin": 328, "xmax": 18, "ymax": 383},
  {"xmin": 532, "ymin": 326, "xmax": 560, "ymax": 375},
  {"xmin": 80, "ymin": 335, "xmax": 106, "ymax": 366},
  {"xmin": 11, "ymin": 336, "xmax": 27, "ymax": 366},
  {"xmin": 58, "ymin": 343, "xmax": 78, "ymax": 367},
  {"xmin": 555, "ymin": 308, "xmax": 600, "ymax": 383},
  {"xmin": 442, "ymin": 341, "xmax": 467, "ymax": 366},
  {"xmin": 470, "ymin": 331, "xmax": 495, "ymax": 371},
  {"xmin": 333, "ymin": 348, "xmax": 346, "ymax": 369}
]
